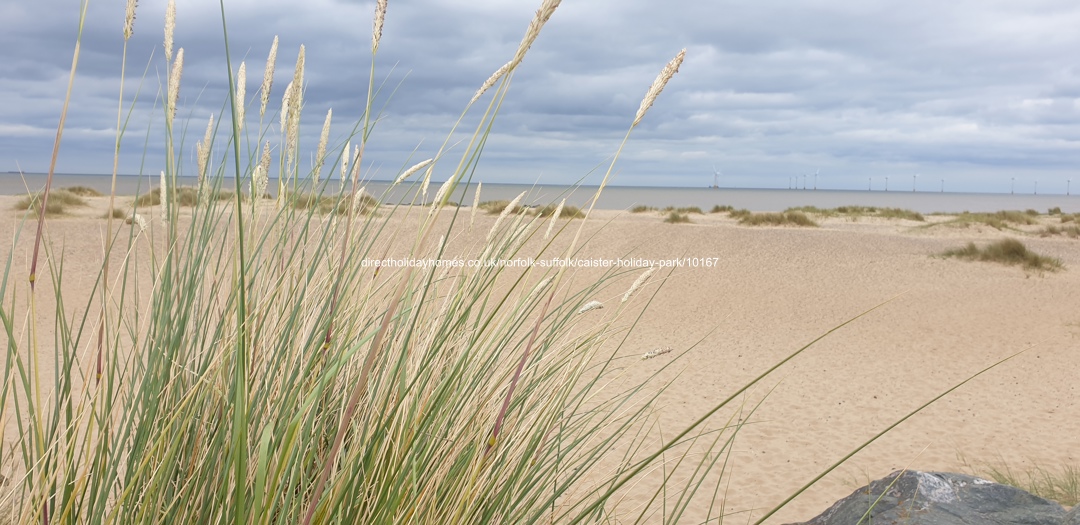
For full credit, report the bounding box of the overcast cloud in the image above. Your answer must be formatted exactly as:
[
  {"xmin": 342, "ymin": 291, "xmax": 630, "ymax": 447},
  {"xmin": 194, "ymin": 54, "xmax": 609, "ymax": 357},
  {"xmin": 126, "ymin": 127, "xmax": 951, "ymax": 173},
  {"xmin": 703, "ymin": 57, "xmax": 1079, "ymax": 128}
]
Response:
[{"xmin": 2, "ymin": 0, "xmax": 1079, "ymax": 193}]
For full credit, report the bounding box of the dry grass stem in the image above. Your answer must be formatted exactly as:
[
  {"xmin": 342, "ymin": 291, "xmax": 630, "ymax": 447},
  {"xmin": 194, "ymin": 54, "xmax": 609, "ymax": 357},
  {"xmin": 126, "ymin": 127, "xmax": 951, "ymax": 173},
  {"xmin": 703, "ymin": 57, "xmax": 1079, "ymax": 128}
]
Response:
[
  {"xmin": 634, "ymin": 48, "xmax": 685, "ymax": 127},
  {"xmin": 260, "ymin": 36, "xmax": 278, "ymax": 119}
]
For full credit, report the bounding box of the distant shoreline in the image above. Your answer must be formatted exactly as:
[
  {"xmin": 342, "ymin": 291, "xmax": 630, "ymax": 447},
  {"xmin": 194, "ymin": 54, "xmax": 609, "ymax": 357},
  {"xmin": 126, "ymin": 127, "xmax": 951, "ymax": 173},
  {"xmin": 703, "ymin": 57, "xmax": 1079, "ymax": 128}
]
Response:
[{"xmin": 3, "ymin": 172, "xmax": 1078, "ymax": 213}]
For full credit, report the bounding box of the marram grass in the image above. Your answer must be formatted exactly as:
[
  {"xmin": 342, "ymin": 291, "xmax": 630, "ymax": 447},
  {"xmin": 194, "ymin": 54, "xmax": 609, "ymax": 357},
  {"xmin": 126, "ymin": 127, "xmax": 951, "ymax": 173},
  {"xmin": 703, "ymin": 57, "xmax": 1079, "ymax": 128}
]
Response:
[{"xmin": 1, "ymin": 1, "xmax": 1016, "ymax": 524}]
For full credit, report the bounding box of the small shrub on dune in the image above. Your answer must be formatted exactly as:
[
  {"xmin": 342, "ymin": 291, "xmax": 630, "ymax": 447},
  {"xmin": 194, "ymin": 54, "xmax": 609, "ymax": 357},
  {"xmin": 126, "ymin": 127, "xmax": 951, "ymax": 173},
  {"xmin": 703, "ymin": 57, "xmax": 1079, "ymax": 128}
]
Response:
[
  {"xmin": 535, "ymin": 203, "xmax": 583, "ymax": 218},
  {"xmin": 661, "ymin": 205, "xmax": 704, "ymax": 214},
  {"xmin": 1048, "ymin": 207, "xmax": 1061, "ymax": 216},
  {"xmin": 728, "ymin": 208, "xmax": 751, "ymax": 219},
  {"xmin": 629, "ymin": 204, "xmax": 655, "ymax": 213},
  {"xmin": 62, "ymin": 185, "xmax": 103, "ymax": 197},
  {"xmin": 739, "ymin": 211, "xmax": 818, "ymax": 227},
  {"xmin": 1024, "ymin": 209, "xmax": 1040, "ymax": 216},
  {"xmin": 103, "ymin": 208, "xmax": 127, "ymax": 219},
  {"xmin": 14, "ymin": 189, "xmax": 88, "ymax": 215},
  {"xmin": 479, "ymin": 199, "xmax": 520, "ymax": 215},
  {"xmin": 290, "ymin": 191, "xmax": 378, "ymax": 215},
  {"xmin": 135, "ymin": 186, "xmax": 235, "ymax": 207},
  {"xmin": 710, "ymin": 204, "xmax": 733, "ymax": 213},
  {"xmin": 941, "ymin": 238, "xmax": 1063, "ymax": 272},
  {"xmin": 664, "ymin": 211, "xmax": 691, "ymax": 223},
  {"xmin": 1039, "ymin": 225, "xmax": 1080, "ymax": 239}
]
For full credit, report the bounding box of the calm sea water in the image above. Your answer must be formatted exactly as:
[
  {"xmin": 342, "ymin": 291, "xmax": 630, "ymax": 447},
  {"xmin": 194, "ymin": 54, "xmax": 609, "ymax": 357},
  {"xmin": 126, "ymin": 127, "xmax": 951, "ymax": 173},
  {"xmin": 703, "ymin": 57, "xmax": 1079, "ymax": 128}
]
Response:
[{"xmin": 4, "ymin": 172, "xmax": 1079, "ymax": 214}]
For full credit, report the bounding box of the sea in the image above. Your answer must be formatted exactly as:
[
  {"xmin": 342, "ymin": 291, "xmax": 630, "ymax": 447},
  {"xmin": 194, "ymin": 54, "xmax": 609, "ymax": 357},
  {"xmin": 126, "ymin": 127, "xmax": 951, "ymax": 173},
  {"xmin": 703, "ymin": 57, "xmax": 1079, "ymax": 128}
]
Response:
[{"xmin": 4, "ymin": 172, "xmax": 1079, "ymax": 214}]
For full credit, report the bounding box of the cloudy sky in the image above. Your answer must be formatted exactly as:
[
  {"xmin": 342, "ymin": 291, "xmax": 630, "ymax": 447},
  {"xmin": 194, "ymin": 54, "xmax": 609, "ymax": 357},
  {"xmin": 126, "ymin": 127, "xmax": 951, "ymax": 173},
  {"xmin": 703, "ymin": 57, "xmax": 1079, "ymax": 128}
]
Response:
[{"xmin": 2, "ymin": 0, "xmax": 1079, "ymax": 193}]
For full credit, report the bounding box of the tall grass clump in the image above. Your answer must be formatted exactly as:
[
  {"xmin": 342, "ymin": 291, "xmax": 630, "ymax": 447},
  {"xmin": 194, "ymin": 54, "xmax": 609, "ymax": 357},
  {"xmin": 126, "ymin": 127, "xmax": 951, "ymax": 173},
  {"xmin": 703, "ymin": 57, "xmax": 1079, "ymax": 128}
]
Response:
[
  {"xmin": 1, "ymin": 2, "xmax": 1022, "ymax": 523},
  {"xmin": 962, "ymin": 459, "xmax": 1080, "ymax": 506},
  {"xmin": 941, "ymin": 238, "xmax": 1063, "ymax": 272},
  {"xmin": 664, "ymin": 211, "xmax": 692, "ymax": 223},
  {"xmin": 739, "ymin": 211, "xmax": 818, "ymax": 227},
  {"xmin": 13, "ymin": 188, "xmax": 88, "ymax": 215}
]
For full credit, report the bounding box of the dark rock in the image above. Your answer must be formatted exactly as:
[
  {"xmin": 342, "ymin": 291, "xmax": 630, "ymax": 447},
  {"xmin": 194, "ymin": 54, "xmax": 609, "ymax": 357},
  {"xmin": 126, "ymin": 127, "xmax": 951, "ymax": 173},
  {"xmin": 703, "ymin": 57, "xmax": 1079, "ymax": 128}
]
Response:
[
  {"xmin": 789, "ymin": 470, "xmax": 1066, "ymax": 525},
  {"xmin": 1063, "ymin": 506, "xmax": 1080, "ymax": 525}
]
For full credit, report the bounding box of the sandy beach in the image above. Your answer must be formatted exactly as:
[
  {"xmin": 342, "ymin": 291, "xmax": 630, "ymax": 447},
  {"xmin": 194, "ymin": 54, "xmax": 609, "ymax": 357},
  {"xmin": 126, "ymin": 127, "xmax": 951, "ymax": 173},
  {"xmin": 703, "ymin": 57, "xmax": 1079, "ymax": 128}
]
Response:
[{"xmin": 2, "ymin": 192, "xmax": 1078, "ymax": 523}]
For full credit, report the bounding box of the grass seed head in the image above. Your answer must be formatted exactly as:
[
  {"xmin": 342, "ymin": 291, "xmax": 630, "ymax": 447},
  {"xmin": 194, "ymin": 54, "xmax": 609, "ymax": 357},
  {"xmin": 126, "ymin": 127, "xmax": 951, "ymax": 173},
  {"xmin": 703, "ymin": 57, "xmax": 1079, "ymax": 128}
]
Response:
[
  {"xmin": 393, "ymin": 158, "xmax": 433, "ymax": 186},
  {"xmin": 470, "ymin": 181, "xmax": 482, "ymax": 228},
  {"xmin": 315, "ymin": 108, "xmax": 332, "ymax": 182},
  {"xmin": 578, "ymin": 300, "xmax": 604, "ymax": 314},
  {"xmin": 544, "ymin": 198, "xmax": 565, "ymax": 240},
  {"xmin": 488, "ymin": 190, "xmax": 526, "ymax": 242},
  {"xmin": 236, "ymin": 62, "xmax": 246, "ymax": 132},
  {"xmin": 124, "ymin": 0, "xmax": 138, "ymax": 40},
  {"xmin": 167, "ymin": 48, "xmax": 184, "ymax": 124},
  {"xmin": 622, "ymin": 266, "xmax": 656, "ymax": 303},
  {"xmin": 372, "ymin": 0, "xmax": 388, "ymax": 52},
  {"xmin": 163, "ymin": 0, "xmax": 176, "ymax": 61},
  {"xmin": 634, "ymin": 48, "xmax": 685, "ymax": 127},
  {"xmin": 260, "ymin": 36, "xmax": 278, "ymax": 119},
  {"xmin": 341, "ymin": 140, "xmax": 351, "ymax": 180}
]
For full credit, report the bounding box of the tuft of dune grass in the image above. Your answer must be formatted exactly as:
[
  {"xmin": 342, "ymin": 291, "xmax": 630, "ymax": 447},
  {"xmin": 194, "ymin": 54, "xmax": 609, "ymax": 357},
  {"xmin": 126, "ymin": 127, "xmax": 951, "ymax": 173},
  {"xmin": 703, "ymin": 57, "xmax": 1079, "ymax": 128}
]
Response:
[
  {"xmin": 964, "ymin": 459, "xmax": 1080, "ymax": 507},
  {"xmin": 787, "ymin": 205, "xmax": 924, "ymax": 222},
  {"xmin": 479, "ymin": 199, "xmax": 520, "ymax": 215},
  {"xmin": 1038, "ymin": 224, "xmax": 1080, "ymax": 239},
  {"xmin": 289, "ymin": 191, "xmax": 378, "ymax": 214},
  {"xmin": 663, "ymin": 211, "xmax": 691, "ymax": 223},
  {"xmin": 103, "ymin": 208, "xmax": 127, "ymax": 219},
  {"xmin": 710, "ymin": 204, "xmax": 733, "ymax": 213},
  {"xmin": 630, "ymin": 204, "xmax": 655, "ymax": 213},
  {"xmin": 728, "ymin": 208, "xmax": 752, "ymax": 219},
  {"xmin": 662, "ymin": 206, "xmax": 704, "ymax": 215},
  {"xmin": 739, "ymin": 211, "xmax": 818, "ymax": 227},
  {"xmin": 135, "ymin": 185, "xmax": 236, "ymax": 207},
  {"xmin": 935, "ymin": 211, "xmax": 1041, "ymax": 230},
  {"xmin": 62, "ymin": 185, "xmax": 104, "ymax": 197},
  {"xmin": 941, "ymin": 238, "xmax": 1063, "ymax": 272},
  {"xmin": 14, "ymin": 189, "xmax": 88, "ymax": 215},
  {"xmin": 535, "ymin": 203, "xmax": 583, "ymax": 218}
]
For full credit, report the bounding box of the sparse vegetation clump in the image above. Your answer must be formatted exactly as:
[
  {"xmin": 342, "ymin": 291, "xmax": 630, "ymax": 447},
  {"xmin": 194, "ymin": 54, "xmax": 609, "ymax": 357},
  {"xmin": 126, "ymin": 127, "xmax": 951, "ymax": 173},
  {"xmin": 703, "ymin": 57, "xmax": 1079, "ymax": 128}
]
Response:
[
  {"xmin": 1039, "ymin": 224, "xmax": 1080, "ymax": 239},
  {"xmin": 1061, "ymin": 213, "xmax": 1079, "ymax": 224},
  {"xmin": 710, "ymin": 204, "xmax": 733, "ymax": 213},
  {"xmin": 103, "ymin": 208, "xmax": 126, "ymax": 219},
  {"xmin": 535, "ymin": 203, "xmax": 584, "ymax": 218},
  {"xmin": 664, "ymin": 211, "xmax": 692, "ymax": 223},
  {"xmin": 739, "ymin": 210, "xmax": 818, "ymax": 227},
  {"xmin": 728, "ymin": 208, "xmax": 751, "ymax": 219},
  {"xmin": 941, "ymin": 238, "xmax": 1063, "ymax": 272},
  {"xmin": 662, "ymin": 205, "xmax": 704, "ymax": 214},
  {"xmin": 479, "ymin": 199, "xmax": 520, "ymax": 215},
  {"xmin": 289, "ymin": 191, "xmax": 378, "ymax": 214},
  {"xmin": 934, "ymin": 210, "xmax": 1041, "ymax": 230},
  {"xmin": 1024, "ymin": 208, "xmax": 1040, "ymax": 216},
  {"xmin": 1047, "ymin": 207, "xmax": 1061, "ymax": 215},
  {"xmin": 629, "ymin": 204, "xmax": 655, "ymax": 213},
  {"xmin": 62, "ymin": 185, "xmax": 103, "ymax": 197},
  {"xmin": 14, "ymin": 189, "xmax": 88, "ymax": 215},
  {"xmin": 787, "ymin": 205, "xmax": 924, "ymax": 221},
  {"xmin": 135, "ymin": 185, "xmax": 236, "ymax": 207},
  {"xmin": 966, "ymin": 461, "xmax": 1080, "ymax": 506}
]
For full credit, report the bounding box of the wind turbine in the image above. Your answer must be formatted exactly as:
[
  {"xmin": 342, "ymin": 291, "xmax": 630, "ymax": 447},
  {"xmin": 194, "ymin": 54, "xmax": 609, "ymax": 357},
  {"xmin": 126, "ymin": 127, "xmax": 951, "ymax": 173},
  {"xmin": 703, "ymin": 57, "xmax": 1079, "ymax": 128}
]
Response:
[
  {"xmin": 712, "ymin": 165, "xmax": 721, "ymax": 189},
  {"xmin": 814, "ymin": 169, "xmax": 819, "ymax": 191}
]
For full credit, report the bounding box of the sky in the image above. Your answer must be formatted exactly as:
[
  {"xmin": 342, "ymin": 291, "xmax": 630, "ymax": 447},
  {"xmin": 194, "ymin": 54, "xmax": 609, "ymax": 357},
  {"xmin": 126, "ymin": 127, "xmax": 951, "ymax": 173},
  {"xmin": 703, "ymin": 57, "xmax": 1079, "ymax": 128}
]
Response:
[{"xmin": 2, "ymin": 0, "xmax": 1079, "ymax": 194}]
